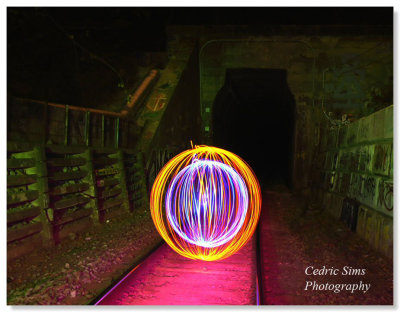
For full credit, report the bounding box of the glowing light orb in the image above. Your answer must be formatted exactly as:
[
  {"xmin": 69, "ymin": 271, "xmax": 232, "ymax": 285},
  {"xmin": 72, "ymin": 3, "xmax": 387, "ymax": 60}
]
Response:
[
  {"xmin": 166, "ymin": 159, "xmax": 249, "ymax": 248},
  {"xmin": 150, "ymin": 145, "xmax": 261, "ymax": 261}
]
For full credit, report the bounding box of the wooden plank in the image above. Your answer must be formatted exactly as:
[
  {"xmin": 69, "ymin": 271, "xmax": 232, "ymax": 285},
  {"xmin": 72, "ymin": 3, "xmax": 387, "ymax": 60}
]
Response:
[
  {"xmin": 53, "ymin": 194, "xmax": 90, "ymax": 210},
  {"xmin": 50, "ymin": 182, "xmax": 89, "ymax": 196},
  {"xmin": 126, "ymin": 184, "xmax": 140, "ymax": 193},
  {"xmin": 95, "ymin": 167, "xmax": 119, "ymax": 177},
  {"xmin": 125, "ymin": 168, "xmax": 143, "ymax": 178},
  {"xmin": 53, "ymin": 208, "xmax": 92, "ymax": 226},
  {"xmin": 7, "ymin": 190, "xmax": 39, "ymax": 206},
  {"xmin": 97, "ymin": 178, "xmax": 119, "ymax": 188},
  {"xmin": 124, "ymin": 174, "xmax": 135, "ymax": 182},
  {"xmin": 47, "ymin": 157, "xmax": 86, "ymax": 167},
  {"xmin": 101, "ymin": 205, "xmax": 125, "ymax": 222},
  {"xmin": 7, "ymin": 232, "xmax": 42, "ymax": 262},
  {"xmin": 49, "ymin": 170, "xmax": 87, "ymax": 182},
  {"xmin": 125, "ymin": 166, "xmax": 136, "ymax": 174},
  {"xmin": 126, "ymin": 175, "xmax": 144, "ymax": 185},
  {"xmin": 129, "ymin": 192, "xmax": 143, "ymax": 201},
  {"xmin": 7, "ymin": 158, "xmax": 36, "ymax": 169},
  {"xmin": 7, "ymin": 141, "xmax": 33, "ymax": 153},
  {"xmin": 56, "ymin": 217, "xmax": 92, "ymax": 242},
  {"xmin": 7, "ymin": 222, "xmax": 43, "ymax": 243},
  {"xmin": 93, "ymin": 147, "xmax": 117, "ymax": 155},
  {"xmin": 123, "ymin": 158, "xmax": 137, "ymax": 164},
  {"xmin": 100, "ymin": 198, "xmax": 123, "ymax": 211},
  {"xmin": 7, "ymin": 174, "xmax": 37, "ymax": 187},
  {"xmin": 125, "ymin": 172, "xmax": 144, "ymax": 183},
  {"xmin": 100, "ymin": 187, "xmax": 122, "ymax": 199},
  {"xmin": 124, "ymin": 149, "xmax": 138, "ymax": 155},
  {"xmin": 46, "ymin": 145, "xmax": 86, "ymax": 155},
  {"xmin": 7, "ymin": 206, "xmax": 41, "ymax": 224},
  {"xmin": 93, "ymin": 157, "xmax": 118, "ymax": 166}
]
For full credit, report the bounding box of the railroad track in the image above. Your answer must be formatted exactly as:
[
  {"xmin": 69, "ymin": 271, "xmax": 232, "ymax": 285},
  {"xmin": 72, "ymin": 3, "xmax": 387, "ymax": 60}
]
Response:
[{"xmin": 92, "ymin": 229, "xmax": 263, "ymax": 305}]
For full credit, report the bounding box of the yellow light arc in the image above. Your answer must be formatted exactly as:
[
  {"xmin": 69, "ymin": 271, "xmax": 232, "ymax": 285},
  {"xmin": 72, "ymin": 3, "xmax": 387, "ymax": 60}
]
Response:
[{"xmin": 150, "ymin": 145, "xmax": 262, "ymax": 261}]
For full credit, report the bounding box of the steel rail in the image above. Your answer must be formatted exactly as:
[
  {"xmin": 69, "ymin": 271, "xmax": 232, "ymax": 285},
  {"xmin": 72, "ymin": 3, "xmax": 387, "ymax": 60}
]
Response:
[
  {"xmin": 90, "ymin": 235, "xmax": 263, "ymax": 305},
  {"xmin": 90, "ymin": 240, "xmax": 164, "ymax": 305}
]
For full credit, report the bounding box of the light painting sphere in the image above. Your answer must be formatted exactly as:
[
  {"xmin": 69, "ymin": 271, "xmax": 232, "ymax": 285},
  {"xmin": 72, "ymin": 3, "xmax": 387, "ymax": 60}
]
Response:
[
  {"xmin": 165, "ymin": 159, "xmax": 249, "ymax": 248},
  {"xmin": 150, "ymin": 145, "xmax": 261, "ymax": 261}
]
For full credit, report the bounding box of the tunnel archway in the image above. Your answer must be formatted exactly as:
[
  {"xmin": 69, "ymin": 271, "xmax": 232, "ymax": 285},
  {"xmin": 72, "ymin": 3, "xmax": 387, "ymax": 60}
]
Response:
[{"xmin": 212, "ymin": 68, "xmax": 296, "ymax": 188}]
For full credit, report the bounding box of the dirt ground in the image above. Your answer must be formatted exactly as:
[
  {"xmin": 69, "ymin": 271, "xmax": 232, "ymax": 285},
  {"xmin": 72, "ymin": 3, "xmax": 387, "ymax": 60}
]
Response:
[
  {"xmin": 260, "ymin": 185, "xmax": 393, "ymax": 305},
  {"xmin": 7, "ymin": 205, "xmax": 162, "ymax": 305},
  {"xmin": 7, "ymin": 185, "xmax": 394, "ymax": 305}
]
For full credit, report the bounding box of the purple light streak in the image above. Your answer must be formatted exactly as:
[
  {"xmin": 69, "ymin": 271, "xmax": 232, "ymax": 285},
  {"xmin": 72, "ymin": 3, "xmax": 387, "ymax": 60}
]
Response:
[{"xmin": 165, "ymin": 159, "xmax": 249, "ymax": 248}]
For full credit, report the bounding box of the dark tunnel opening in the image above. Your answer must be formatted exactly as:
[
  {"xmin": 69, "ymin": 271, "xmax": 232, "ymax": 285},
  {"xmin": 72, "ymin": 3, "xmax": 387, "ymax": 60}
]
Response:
[{"xmin": 212, "ymin": 68, "xmax": 296, "ymax": 188}]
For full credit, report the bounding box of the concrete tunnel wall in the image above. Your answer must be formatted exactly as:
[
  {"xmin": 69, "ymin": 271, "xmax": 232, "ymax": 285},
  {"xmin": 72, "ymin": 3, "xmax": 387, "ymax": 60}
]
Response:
[
  {"xmin": 315, "ymin": 105, "xmax": 393, "ymax": 258},
  {"xmin": 191, "ymin": 27, "xmax": 392, "ymax": 258},
  {"xmin": 6, "ymin": 25, "xmax": 393, "ymax": 261},
  {"xmin": 196, "ymin": 31, "xmax": 392, "ymax": 189}
]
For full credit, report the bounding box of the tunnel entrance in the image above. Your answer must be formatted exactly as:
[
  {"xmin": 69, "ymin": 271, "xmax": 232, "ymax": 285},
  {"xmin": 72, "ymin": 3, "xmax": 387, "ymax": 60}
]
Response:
[{"xmin": 212, "ymin": 68, "xmax": 296, "ymax": 187}]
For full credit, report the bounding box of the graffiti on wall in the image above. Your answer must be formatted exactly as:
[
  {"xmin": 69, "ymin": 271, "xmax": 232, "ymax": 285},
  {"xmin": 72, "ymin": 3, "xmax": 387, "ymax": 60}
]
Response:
[
  {"xmin": 320, "ymin": 171, "xmax": 334, "ymax": 191},
  {"xmin": 338, "ymin": 151, "xmax": 349, "ymax": 170},
  {"xmin": 339, "ymin": 173, "xmax": 351, "ymax": 194},
  {"xmin": 377, "ymin": 179, "xmax": 393, "ymax": 212},
  {"xmin": 363, "ymin": 176, "xmax": 377, "ymax": 203},
  {"xmin": 359, "ymin": 146, "xmax": 372, "ymax": 172},
  {"xmin": 349, "ymin": 149, "xmax": 359, "ymax": 171},
  {"xmin": 349, "ymin": 174, "xmax": 363, "ymax": 199},
  {"xmin": 373, "ymin": 144, "xmax": 391, "ymax": 175}
]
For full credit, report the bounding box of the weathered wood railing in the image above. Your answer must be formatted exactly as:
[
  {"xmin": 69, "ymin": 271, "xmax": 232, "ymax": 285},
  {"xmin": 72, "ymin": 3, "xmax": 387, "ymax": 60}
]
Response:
[
  {"xmin": 7, "ymin": 91, "xmax": 183, "ymax": 261},
  {"xmin": 7, "ymin": 141, "xmax": 179, "ymax": 261}
]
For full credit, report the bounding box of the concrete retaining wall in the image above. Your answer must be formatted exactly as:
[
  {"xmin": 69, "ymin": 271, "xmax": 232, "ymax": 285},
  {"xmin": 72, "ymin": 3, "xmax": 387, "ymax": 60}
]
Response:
[{"xmin": 317, "ymin": 105, "xmax": 393, "ymax": 258}]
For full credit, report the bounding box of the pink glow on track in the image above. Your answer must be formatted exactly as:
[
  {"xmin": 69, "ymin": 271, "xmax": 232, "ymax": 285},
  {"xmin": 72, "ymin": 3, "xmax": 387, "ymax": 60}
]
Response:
[{"xmin": 96, "ymin": 239, "xmax": 257, "ymax": 305}]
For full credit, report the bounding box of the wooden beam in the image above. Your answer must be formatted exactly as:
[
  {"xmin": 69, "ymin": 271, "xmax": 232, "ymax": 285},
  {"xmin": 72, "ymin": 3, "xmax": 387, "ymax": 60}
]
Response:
[{"xmin": 7, "ymin": 222, "xmax": 43, "ymax": 243}]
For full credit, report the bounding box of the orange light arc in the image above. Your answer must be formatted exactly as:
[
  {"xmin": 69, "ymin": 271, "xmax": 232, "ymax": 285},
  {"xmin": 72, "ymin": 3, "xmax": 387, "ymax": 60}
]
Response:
[{"xmin": 150, "ymin": 145, "xmax": 262, "ymax": 261}]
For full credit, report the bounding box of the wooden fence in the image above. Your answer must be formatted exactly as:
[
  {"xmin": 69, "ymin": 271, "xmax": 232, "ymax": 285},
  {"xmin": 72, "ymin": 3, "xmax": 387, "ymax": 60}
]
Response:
[{"xmin": 7, "ymin": 95, "xmax": 182, "ymax": 261}]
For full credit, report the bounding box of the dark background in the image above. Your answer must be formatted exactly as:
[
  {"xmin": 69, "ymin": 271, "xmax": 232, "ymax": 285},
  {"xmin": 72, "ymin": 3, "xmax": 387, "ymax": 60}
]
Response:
[{"xmin": 7, "ymin": 7, "xmax": 393, "ymax": 107}]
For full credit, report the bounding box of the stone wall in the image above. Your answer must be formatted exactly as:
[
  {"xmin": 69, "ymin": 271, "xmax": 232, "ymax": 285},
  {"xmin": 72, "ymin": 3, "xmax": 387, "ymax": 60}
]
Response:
[{"xmin": 315, "ymin": 105, "xmax": 393, "ymax": 258}]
